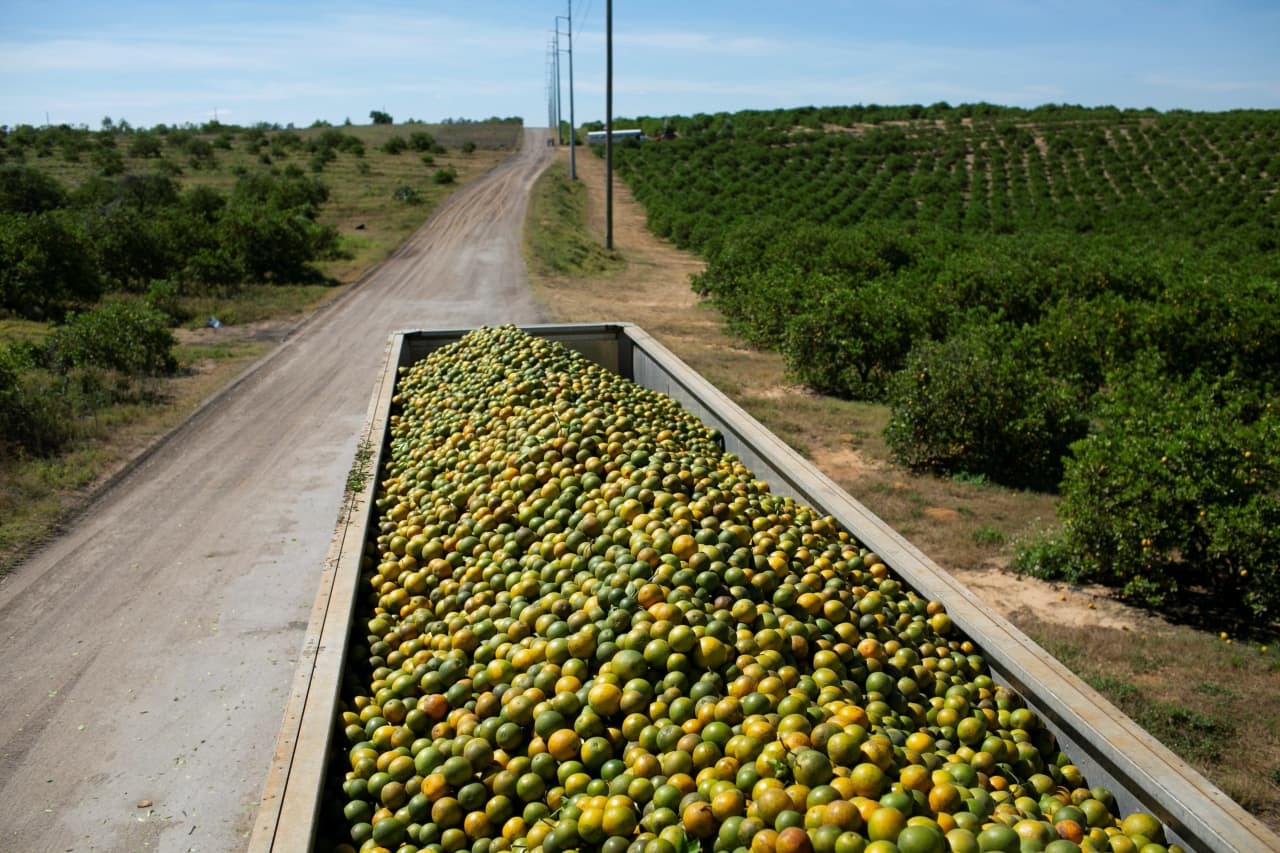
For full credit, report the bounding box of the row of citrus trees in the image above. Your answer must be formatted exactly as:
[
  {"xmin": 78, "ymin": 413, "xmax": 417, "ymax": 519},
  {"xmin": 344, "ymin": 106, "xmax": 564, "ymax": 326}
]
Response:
[
  {"xmin": 601, "ymin": 105, "xmax": 1280, "ymax": 624},
  {"xmin": 607, "ymin": 109, "xmax": 1277, "ymax": 246}
]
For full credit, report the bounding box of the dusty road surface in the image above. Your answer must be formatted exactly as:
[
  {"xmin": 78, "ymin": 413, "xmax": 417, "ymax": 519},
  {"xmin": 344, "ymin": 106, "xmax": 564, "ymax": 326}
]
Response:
[{"xmin": 0, "ymin": 129, "xmax": 554, "ymax": 852}]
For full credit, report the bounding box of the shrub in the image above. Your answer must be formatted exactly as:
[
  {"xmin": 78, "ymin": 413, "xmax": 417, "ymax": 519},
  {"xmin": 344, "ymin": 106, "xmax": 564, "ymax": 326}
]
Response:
[
  {"xmin": 0, "ymin": 163, "xmax": 68, "ymax": 213},
  {"xmin": 144, "ymin": 278, "xmax": 188, "ymax": 323},
  {"xmin": 311, "ymin": 129, "xmax": 365, "ymax": 157},
  {"xmin": 884, "ymin": 321, "xmax": 1088, "ymax": 490},
  {"xmin": 1140, "ymin": 276, "xmax": 1280, "ymax": 387},
  {"xmin": 229, "ymin": 172, "xmax": 328, "ymax": 212},
  {"xmin": 1015, "ymin": 356, "xmax": 1280, "ymax": 621},
  {"xmin": 781, "ymin": 277, "xmax": 925, "ymax": 400},
  {"xmin": 0, "ymin": 344, "xmax": 73, "ymax": 457},
  {"xmin": 125, "ymin": 133, "xmax": 160, "ymax": 159},
  {"xmin": 217, "ymin": 203, "xmax": 340, "ymax": 282},
  {"xmin": 1023, "ymin": 293, "xmax": 1145, "ymax": 395},
  {"xmin": 185, "ymin": 138, "xmax": 217, "ymax": 169},
  {"xmin": 433, "ymin": 166, "xmax": 457, "ymax": 185},
  {"xmin": 409, "ymin": 131, "xmax": 436, "ymax": 151},
  {"xmin": 392, "ymin": 185, "xmax": 423, "ymax": 205},
  {"xmin": 370, "ymin": 110, "xmax": 393, "ymax": 125},
  {"xmin": 83, "ymin": 204, "xmax": 177, "ymax": 291},
  {"xmin": 0, "ymin": 345, "xmax": 28, "ymax": 449},
  {"xmin": 382, "ymin": 135, "xmax": 407, "ymax": 155},
  {"xmin": 45, "ymin": 302, "xmax": 177, "ymax": 376},
  {"xmin": 461, "ymin": 140, "xmax": 477, "ymax": 154},
  {"xmin": 0, "ymin": 210, "xmax": 102, "ymax": 319}
]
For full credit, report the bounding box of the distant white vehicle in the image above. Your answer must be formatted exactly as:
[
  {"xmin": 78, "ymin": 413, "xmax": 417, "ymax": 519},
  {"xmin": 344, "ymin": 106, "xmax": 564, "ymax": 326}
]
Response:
[{"xmin": 585, "ymin": 129, "xmax": 648, "ymax": 145}]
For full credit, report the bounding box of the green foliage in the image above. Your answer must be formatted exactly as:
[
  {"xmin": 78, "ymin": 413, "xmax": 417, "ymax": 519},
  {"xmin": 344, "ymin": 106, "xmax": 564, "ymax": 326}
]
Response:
[
  {"xmin": 408, "ymin": 131, "xmax": 437, "ymax": 152},
  {"xmin": 526, "ymin": 161, "xmax": 623, "ymax": 277},
  {"xmin": 370, "ymin": 110, "xmax": 394, "ymax": 125},
  {"xmin": 0, "ymin": 163, "xmax": 68, "ymax": 212},
  {"xmin": 218, "ymin": 200, "xmax": 340, "ymax": 283},
  {"xmin": 185, "ymin": 137, "xmax": 217, "ymax": 169},
  {"xmin": 617, "ymin": 106, "xmax": 1280, "ymax": 504},
  {"xmin": 461, "ymin": 141, "xmax": 477, "ymax": 154},
  {"xmin": 0, "ymin": 344, "xmax": 74, "ymax": 456},
  {"xmin": 971, "ymin": 526, "xmax": 1006, "ymax": 547},
  {"xmin": 212, "ymin": 172, "xmax": 341, "ymax": 282},
  {"xmin": 0, "ymin": 164, "xmax": 347, "ymax": 306},
  {"xmin": 382, "ymin": 135, "xmax": 407, "ymax": 154},
  {"xmin": 1139, "ymin": 276, "xmax": 1280, "ymax": 387},
  {"xmin": 143, "ymin": 278, "xmax": 187, "ymax": 324},
  {"xmin": 0, "ymin": 346, "xmax": 28, "ymax": 448},
  {"xmin": 782, "ymin": 277, "xmax": 926, "ymax": 400},
  {"xmin": 0, "ymin": 210, "xmax": 102, "ymax": 319},
  {"xmin": 884, "ymin": 321, "xmax": 1088, "ymax": 490},
  {"xmin": 309, "ymin": 149, "xmax": 335, "ymax": 172},
  {"xmin": 128, "ymin": 133, "xmax": 164, "ymax": 158},
  {"xmin": 1015, "ymin": 357, "xmax": 1280, "ymax": 621},
  {"xmin": 93, "ymin": 146, "xmax": 125, "ymax": 176},
  {"xmin": 309, "ymin": 129, "xmax": 365, "ymax": 158},
  {"xmin": 433, "ymin": 166, "xmax": 457, "ymax": 185},
  {"xmin": 45, "ymin": 302, "xmax": 177, "ymax": 376},
  {"xmin": 392, "ymin": 185, "xmax": 424, "ymax": 205}
]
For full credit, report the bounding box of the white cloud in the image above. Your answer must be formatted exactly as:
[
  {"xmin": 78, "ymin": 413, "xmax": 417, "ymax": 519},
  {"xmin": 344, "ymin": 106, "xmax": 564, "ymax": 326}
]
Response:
[
  {"xmin": 0, "ymin": 12, "xmax": 544, "ymax": 77},
  {"xmin": 0, "ymin": 37, "xmax": 275, "ymax": 74}
]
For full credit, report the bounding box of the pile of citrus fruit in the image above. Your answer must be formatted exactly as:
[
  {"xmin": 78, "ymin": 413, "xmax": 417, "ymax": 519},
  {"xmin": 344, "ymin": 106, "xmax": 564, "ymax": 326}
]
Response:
[{"xmin": 328, "ymin": 327, "xmax": 1183, "ymax": 853}]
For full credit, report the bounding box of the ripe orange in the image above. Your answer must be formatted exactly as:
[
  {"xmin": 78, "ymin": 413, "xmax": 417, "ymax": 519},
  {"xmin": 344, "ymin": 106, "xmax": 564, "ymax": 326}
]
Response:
[
  {"xmin": 865, "ymin": 806, "xmax": 907, "ymax": 842},
  {"xmin": 547, "ymin": 729, "xmax": 582, "ymax": 761}
]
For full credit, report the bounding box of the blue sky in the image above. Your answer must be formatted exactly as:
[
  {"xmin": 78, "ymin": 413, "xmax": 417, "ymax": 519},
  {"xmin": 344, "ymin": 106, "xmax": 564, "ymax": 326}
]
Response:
[{"xmin": 2, "ymin": 1, "xmax": 1278, "ymax": 129}]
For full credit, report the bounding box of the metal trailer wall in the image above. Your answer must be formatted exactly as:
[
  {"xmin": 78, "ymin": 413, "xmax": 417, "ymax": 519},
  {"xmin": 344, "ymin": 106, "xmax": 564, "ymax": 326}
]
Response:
[{"xmin": 251, "ymin": 323, "xmax": 1278, "ymax": 852}]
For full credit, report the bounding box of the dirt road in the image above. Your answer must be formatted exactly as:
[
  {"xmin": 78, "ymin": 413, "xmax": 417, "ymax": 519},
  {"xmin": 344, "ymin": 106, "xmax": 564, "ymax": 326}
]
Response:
[{"xmin": 0, "ymin": 129, "xmax": 554, "ymax": 852}]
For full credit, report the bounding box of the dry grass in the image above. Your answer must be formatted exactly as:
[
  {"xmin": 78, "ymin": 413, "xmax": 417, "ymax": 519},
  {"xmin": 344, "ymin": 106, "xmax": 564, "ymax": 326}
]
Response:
[
  {"xmin": 524, "ymin": 145, "xmax": 1280, "ymax": 832},
  {"xmin": 0, "ymin": 341, "xmax": 266, "ymax": 570},
  {"xmin": 1025, "ymin": 617, "xmax": 1280, "ymax": 827}
]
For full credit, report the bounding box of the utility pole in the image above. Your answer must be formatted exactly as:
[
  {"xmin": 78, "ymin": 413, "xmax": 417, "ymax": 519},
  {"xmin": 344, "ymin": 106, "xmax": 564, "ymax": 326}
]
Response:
[
  {"xmin": 552, "ymin": 30, "xmax": 562, "ymax": 144},
  {"xmin": 605, "ymin": 0, "xmax": 614, "ymax": 249},
  {"xmin": 547, "ymin": 44, "xmax": 557, "ymax": 133},
  {"xmin": 564, "ymin": 2, "xmax": 577, "ymax": 179}
]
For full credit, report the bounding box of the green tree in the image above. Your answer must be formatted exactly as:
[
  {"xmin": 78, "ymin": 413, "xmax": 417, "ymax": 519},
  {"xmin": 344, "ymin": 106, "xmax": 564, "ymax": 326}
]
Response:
[
  {"xmin": 128, "ymin": 133, "xmax": 164, "ymax": 158},
  {"xmin": 46, "ymin": 302, "xmax": 177, "ymax": 376},
  {"xmin": 884, "ymin": 320, "xmax": 1088, "ymax": 490},
  {"xmin": 1017, "ymin": 357, "xmax": 1280, "ymax": 621},
  {"xmin": 408, "ymin": 131, "xmax": 436, "ymax": 151},
  {"xmin": 0, "ymin": 163, "xmax": 68, "ymax": 213},
  {"xmin": 0, "ymin": 211, "xmax": 101, "ymax": 319}
]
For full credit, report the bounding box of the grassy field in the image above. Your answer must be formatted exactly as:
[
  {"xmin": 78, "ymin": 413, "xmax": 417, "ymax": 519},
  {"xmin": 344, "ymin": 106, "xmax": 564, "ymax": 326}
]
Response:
[
  {"xmin": 0, "ymin": 119, "xmax": 522, "ymax": 572},
  {"xmin": 523, "ymin": 150, "xmax": 1280, "ymax": 832}
]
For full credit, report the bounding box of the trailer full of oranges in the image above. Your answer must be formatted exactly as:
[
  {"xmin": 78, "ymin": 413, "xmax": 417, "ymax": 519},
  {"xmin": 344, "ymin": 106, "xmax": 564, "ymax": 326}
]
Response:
[{"xmin": 328, "ymin": 327, "xmax": 1179, "ymax": 853}]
